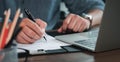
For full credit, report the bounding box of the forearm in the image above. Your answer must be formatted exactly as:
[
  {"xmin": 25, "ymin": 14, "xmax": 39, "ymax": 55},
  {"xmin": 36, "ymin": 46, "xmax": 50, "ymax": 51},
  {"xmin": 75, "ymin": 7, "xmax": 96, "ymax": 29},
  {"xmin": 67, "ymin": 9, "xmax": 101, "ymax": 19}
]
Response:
[{"xmin": 88, "ymin": 9, "xmax": 104, "ymax": 27}]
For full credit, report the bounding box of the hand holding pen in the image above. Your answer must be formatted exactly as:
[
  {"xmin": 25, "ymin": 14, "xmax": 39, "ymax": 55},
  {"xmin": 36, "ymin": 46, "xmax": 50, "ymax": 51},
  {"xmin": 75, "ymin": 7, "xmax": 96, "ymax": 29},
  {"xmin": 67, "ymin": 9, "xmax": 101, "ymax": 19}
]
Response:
[
  {"xmin": 24, "ymin": 9, "xmax": 47, "ymax": 41},
  {"xmin": 16, "ymin": 9, "xmax": 47, "ymax": 44}
]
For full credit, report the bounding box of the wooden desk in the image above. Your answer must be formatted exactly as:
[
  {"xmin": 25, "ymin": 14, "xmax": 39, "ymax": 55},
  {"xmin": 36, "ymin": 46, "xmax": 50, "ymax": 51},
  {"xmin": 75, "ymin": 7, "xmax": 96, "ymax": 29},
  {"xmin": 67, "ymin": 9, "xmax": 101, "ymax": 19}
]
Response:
[
  {"xmin": 19, "ymin": 49, "xmax": 120, "ymax": 62},
  {"xmin": 19, "ymin": 27, "xmax": 120, "ymax": 62}
]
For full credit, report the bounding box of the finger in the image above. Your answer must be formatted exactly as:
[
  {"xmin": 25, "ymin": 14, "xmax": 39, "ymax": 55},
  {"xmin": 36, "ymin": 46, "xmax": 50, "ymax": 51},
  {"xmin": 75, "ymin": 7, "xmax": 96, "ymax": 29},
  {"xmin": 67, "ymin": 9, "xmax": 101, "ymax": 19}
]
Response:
[
  {"xmin": 19, "ymin": 31, "xmax": 37, "ymax": 43},
  {"xmin": 35, "ymin": 19, "xmax": 47, "ymax": 29},
  {"xmin": 68, "ymin": 14, "xmax": 77, "ymax": 30},
  {"xmin": 84, "ymin": 19, "xmax": 91, "ymax": 29},
  {"xmin": 16, "ymin": 35, "xmax": 30, "ymax": 44},
  {"xmin": 22, "ymin": 26, "xmax": 42, "ymax": 40},
  {"xmin": 81, "ymin": 22, "xmax": 86, "ymax": 32},
  {"xmin": 79, "ymin": 18, "xmax": 90, "ymax": 32},
  {"xmin": 26, "ymin": 23, "xmax": 42, "ymax": 36},
  {"xmin": 61, "ymin": 14, "xmax": 73, "ymax": 32},
  {"xmin": 82, "ymin": 25, "xmax": 87, "ymax": 32},
  {"xmin": 78, "ymin": 22, "xmax": 86, "ymax": 32},
  {"xmin": 73, "ymin": 19, "xmax": 81, "ymax": 32},
  {"xmin": 58, "ymin": 27, "xmax": 63, "ymax": 33},
  {"xmin": 35, "ymin": 19, "xmax": 47, "ymax": 33},
  {"xmin": 19, "ymin": 18, "xmax": 31, "ymax": 27},
  {"xmin": 20, "ymin": 18, "xmax": 43, "ymax": 36}
]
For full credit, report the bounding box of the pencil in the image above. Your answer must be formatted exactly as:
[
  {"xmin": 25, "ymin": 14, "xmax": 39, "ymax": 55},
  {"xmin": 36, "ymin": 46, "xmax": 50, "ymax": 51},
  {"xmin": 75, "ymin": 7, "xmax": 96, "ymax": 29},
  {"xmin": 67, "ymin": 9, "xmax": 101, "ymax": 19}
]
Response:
[
  {"xmin": 1, "ymin": 26, "xmax": 9, "ymax": 49},
  {"xmin": 6, "ymin": 8, "xmax": 21, "ymax": 44}
]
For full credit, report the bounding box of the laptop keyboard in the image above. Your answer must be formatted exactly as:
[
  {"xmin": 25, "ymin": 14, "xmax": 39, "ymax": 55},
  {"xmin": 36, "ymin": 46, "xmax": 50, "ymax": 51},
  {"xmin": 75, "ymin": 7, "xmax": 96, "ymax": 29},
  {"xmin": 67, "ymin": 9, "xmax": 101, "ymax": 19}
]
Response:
[{"xmin": 75, "ymin": 39, "xmax": 96, "ymax": 48}]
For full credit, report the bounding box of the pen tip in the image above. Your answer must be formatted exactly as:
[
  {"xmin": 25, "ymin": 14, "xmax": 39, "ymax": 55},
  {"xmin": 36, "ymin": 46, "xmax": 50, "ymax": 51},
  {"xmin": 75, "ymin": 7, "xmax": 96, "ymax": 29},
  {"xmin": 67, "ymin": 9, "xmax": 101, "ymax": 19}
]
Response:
[{"xmin": 44, "ymin": 36, "xmax": 47, "ymax": 41}]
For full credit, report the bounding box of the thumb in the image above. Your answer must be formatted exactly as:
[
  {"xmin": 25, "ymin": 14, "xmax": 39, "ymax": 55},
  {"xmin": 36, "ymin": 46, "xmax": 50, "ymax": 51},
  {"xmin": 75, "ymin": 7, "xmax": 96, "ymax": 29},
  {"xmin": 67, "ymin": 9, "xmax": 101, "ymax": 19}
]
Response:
[{"xmin": 58, "ymin": 27, "xmax": 63, "ymax": 33}]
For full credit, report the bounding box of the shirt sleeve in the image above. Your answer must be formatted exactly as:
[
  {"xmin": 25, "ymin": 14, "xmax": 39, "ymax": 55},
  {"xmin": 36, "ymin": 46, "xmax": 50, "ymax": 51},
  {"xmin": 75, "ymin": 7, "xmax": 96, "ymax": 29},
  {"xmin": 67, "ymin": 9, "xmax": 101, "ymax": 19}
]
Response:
[
  {"xmin": 0, "ymin": 0, "xmax": 16, "ymax": 20},
  {"xmin": 63, "ymin": 0, "xmax": 105, "ymax": 15}
]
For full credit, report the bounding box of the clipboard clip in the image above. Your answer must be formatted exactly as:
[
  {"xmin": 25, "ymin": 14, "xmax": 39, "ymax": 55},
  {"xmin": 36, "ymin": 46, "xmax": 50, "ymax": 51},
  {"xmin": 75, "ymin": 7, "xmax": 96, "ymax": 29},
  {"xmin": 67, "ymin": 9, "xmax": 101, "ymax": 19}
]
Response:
[{"xmin": 30, "ymin": 49, "xmax": 46, "ymax": 55}]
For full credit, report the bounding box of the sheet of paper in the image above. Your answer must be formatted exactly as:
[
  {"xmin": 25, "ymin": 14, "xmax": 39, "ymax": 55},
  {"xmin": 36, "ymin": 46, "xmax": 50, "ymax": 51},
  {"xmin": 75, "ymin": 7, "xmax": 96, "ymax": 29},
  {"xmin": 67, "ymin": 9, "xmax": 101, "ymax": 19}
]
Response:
[{"xmin": 17, "ymin": 35, "xmax": 70, "ymax": 52}]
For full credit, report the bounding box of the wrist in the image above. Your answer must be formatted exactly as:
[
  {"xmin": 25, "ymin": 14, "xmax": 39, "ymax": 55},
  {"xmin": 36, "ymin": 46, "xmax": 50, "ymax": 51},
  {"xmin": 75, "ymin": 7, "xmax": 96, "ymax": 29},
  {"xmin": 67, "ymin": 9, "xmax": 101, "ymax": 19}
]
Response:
[{"xmin": 82, "ymin": 13, "xmax": 93, "ymax": 30}]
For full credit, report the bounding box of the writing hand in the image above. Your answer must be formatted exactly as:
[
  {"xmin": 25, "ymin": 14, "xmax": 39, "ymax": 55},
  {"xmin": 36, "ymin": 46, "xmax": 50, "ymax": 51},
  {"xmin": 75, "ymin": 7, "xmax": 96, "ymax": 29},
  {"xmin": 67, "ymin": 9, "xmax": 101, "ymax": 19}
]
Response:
[{"xmin": 16, "ymin": 18, "xmax": 47, "ymax": 44}]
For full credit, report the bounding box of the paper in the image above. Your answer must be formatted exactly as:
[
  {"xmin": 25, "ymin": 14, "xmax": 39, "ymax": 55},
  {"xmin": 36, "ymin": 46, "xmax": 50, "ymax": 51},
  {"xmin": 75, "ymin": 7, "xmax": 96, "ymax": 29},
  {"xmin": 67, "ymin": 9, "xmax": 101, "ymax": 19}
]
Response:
[{"xmin": 17, "ymin": 35, "xmax": 70, "ymax": 53}]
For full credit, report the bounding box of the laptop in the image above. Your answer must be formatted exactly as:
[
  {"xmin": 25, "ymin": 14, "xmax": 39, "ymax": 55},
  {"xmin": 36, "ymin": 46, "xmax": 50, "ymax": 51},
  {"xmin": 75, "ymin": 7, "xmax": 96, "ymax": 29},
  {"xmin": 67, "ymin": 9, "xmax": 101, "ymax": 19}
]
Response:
[{"xmin": 55, "ymin": 0, "xmax": 120, "ymax": 52}]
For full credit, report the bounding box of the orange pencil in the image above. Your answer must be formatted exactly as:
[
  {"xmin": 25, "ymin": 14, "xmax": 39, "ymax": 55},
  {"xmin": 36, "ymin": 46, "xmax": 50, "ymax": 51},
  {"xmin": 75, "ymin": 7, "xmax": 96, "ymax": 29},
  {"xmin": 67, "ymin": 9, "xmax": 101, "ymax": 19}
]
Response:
[{"xmin": 1, "ymin": 26, "xmax": 9, "ymax": 49}]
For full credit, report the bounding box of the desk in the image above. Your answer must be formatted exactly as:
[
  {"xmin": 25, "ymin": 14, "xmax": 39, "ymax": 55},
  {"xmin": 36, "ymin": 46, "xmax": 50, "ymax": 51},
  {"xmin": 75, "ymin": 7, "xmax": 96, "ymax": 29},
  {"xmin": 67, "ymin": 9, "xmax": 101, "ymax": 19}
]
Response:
[
  {"xmin": 19, "ymin": 26, "xmax": 120, "ymax": 62},
  {"xmin": 19, "ymin": 49, "xmax": 120, "ymax": 62}
]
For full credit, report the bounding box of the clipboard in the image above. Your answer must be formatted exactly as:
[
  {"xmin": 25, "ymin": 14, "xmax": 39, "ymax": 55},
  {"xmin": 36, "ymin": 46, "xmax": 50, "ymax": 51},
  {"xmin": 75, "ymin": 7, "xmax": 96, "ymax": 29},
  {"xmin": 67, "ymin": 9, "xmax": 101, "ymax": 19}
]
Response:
[{"xmin": 17, "ymin": 34, "xmax": 81, "ymax": 57}]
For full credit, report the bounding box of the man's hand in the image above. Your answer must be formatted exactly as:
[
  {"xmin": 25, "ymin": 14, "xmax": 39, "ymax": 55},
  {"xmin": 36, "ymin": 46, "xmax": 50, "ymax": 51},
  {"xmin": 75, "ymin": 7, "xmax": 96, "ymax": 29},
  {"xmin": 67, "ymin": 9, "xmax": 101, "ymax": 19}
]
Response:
[
  {"xmin": 16, "ymin": 18, "xmax": 47, "ymax": 44},
  {"xmin": 58, "ymin": 13, "xmax": 90, "ymax": 33}
]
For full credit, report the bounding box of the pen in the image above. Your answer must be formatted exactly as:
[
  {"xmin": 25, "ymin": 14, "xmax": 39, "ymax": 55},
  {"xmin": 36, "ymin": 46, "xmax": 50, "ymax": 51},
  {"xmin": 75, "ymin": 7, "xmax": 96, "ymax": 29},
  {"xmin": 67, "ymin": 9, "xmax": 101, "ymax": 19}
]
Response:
[{"xmin": 24, "ymin": 9, "xmax": 47, "ymax": 41}]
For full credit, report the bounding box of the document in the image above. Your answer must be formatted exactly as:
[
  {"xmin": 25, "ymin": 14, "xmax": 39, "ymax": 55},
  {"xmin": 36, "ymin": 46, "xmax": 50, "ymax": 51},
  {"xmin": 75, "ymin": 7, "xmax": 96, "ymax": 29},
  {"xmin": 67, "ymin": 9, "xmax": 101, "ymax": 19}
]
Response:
[{"xmin": 17, "ymin": 35, "xmax": 70, "ymax": 54}]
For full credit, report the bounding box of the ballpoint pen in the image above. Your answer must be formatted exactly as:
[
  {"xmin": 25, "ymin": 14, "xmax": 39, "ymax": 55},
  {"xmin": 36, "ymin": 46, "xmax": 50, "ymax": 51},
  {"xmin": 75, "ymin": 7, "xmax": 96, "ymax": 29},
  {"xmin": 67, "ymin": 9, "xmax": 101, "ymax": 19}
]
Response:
[{"xmin": 24, "ymin": 9, "xmax": 47, "ymax": 41}]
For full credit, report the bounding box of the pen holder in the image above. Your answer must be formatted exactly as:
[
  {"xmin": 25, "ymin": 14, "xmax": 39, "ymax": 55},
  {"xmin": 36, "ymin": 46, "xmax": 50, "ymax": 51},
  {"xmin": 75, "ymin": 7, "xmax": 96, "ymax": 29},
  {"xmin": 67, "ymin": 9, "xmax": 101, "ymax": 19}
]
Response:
[
  {"xmin": 0, "ymin": 51, "xmax": 4, "ymax": 62},
  {"xmin": 0, "ymin": 46, "xmax": 18, "ymax": 62}
]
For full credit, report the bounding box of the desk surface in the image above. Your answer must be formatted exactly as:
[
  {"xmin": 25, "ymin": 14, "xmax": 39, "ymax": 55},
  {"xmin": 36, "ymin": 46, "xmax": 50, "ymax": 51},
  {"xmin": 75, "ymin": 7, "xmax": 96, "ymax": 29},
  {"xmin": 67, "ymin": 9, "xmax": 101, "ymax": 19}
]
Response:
[
  {"xmin": 19, "ymin": 49, "xmax": 120, "ymax": 62},
  {"xmin": 19, "ymin": 27, "xmax": 120, "ymax": 62}
]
